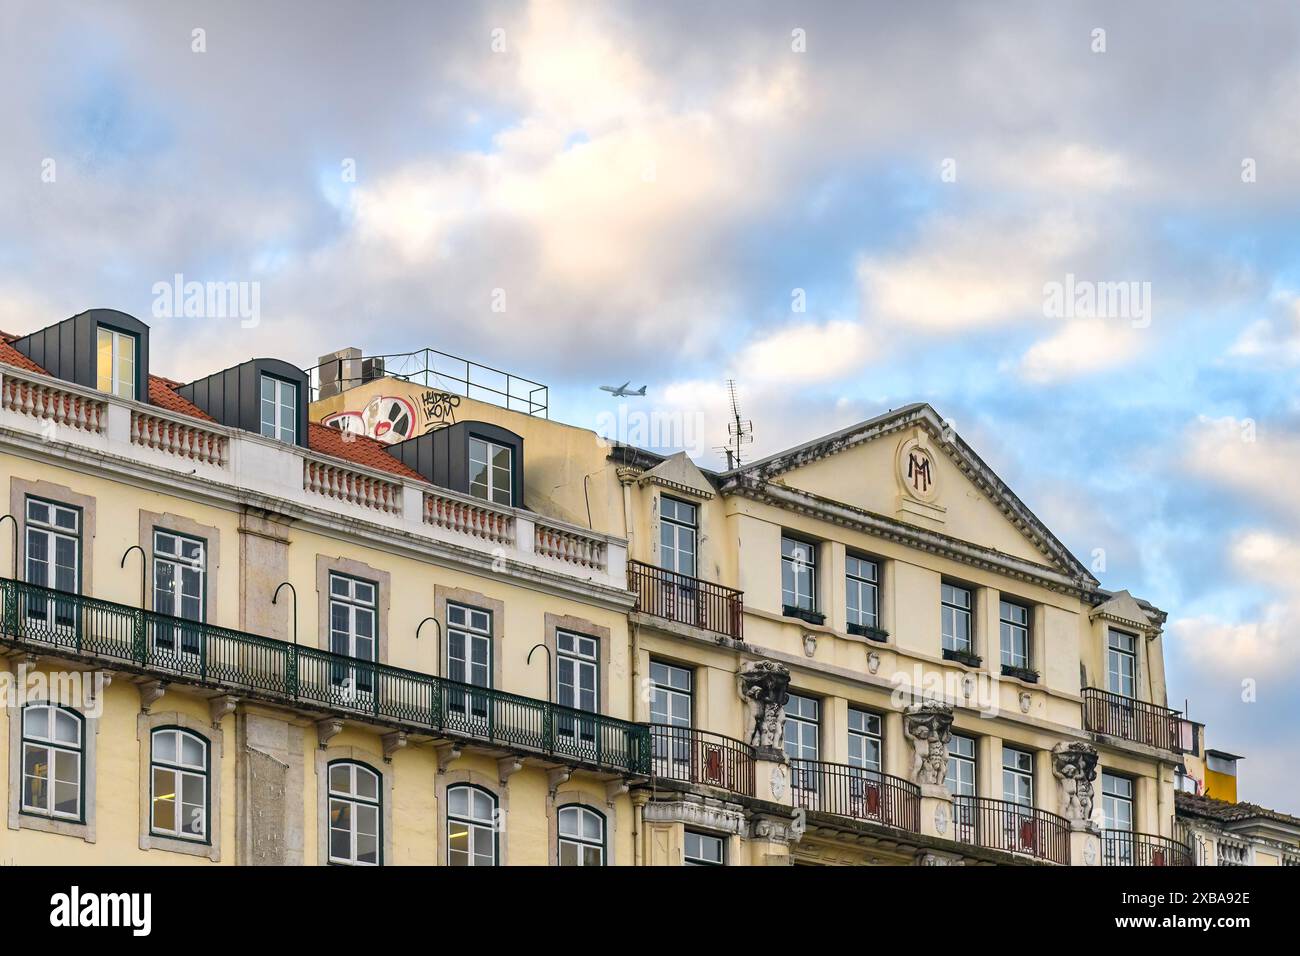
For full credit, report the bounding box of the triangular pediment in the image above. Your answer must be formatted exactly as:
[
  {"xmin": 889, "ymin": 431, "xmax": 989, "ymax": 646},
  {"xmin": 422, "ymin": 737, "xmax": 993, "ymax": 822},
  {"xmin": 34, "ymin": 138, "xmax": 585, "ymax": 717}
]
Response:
[
  {"xmin": 639, "ymin": 451, "xmax": 715, "ymax": 500},
  {"xmin": 1090, "ymin": 590, "xmax": 1158, "ymax": 633},
  {"xmin": 723, "ymin": 404, "xmax": 1095, "ymax": 585}
]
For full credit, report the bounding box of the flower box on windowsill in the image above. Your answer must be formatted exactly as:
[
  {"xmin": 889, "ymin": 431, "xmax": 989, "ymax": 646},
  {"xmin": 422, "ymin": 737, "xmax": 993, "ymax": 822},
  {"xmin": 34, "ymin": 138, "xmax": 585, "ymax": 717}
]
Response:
[
  {"xmin": 942, "ymin": 648, "xmax": 982, "ymax": 668},
  {"xmin": 1001, "ymin": 664, "xmax": 1039, "ymax": 684},
  {"xmin": 783, "ymin": 605, "xmax": 826, "ymax": 626},
  {"xmin": 846, "ymin": 622, "xmax": 890, "ymax": 642}
]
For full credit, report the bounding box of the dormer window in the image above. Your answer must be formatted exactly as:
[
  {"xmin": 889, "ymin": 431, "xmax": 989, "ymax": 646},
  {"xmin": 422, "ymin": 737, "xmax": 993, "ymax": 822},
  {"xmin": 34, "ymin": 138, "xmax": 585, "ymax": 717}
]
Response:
[
  {"xmin": 96, "ymin": 326, "xmax": 136, "ymax": 400},
  {"xmin": 260, "ymin": 375, "xmax": 297, "ymax": 443},
  {"xmin": 468, "ymin": 437, "xmax": 512, "ymax": 506}
]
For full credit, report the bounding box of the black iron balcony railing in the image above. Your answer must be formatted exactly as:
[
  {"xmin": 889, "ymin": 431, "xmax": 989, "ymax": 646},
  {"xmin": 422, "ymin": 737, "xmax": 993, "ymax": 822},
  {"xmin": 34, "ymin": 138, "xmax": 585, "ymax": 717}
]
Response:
[
  {"xmin": 1102, "ymin": 829, "xmax": 1193, "ymax": 866},
  {"xmin": 0, "ymin": 578, "xmax": 649, "ymax": 775},
  {"xmin": 953, "ymin": 796, "xmax": 1071, "ymax": 865},
  {"xmin": 1081, "ymin": 687, "xmax": 1192, "ymax": 752},
  {"xmin": 628, "ymin": 560, "xmax": 743, "ymax": 639},
  {"xmin": 789, "ymin": 759, "xmax": 920, "ymax": 833},
  {"xmin": 648, "ymin": 724, "xmax": 755, "ymax": 797}
]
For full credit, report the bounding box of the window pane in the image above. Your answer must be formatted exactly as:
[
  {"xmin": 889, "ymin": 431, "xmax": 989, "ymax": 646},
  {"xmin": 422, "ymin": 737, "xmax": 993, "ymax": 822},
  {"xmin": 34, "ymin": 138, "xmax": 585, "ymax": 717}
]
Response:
[{"xmin": 153, "ymin": 768, "xmax": 176, "ymax": 831}]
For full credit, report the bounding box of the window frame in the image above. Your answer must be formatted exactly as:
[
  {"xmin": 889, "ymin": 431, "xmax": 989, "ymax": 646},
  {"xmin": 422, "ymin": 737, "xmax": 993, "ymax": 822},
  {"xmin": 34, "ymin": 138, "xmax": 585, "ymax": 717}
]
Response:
[
  {"xmin": 468, "ymin": 435, "xmax": 514, "ymax": 506},
  {"xmin": 96, "ymin": 324, "xmax": 137, "ymax": 400},
  {"xmin": 780, "ymin": 535, "xmax": 818, "ymax": 613},
  {"xmin": 847, "ymin": 707, "xmax": 883, "ymax": 774},
  {"xmin": 23, "ymin": 497, "xmax": 82, "ymax": 632},
  {"xmin": 1107, "ymin": 629, "xmax": 1138, "ymax": 699},
  {"xmin": 999, "ymin": 599, "xmax": 1031, "ymax": 670},
  {"xmin": 557, "ymin": 804, "xmax": 606, "ymax": 866},
  {"xmin": 149, "ymin": 726, "xmax": 210, "ymax": 844},
  {"xmin": 328, "ymin": 572, "xmax": 379, "ymax": 698},
  {"xmin": 1101, "ymin": 771, "xmax": 1134, "ymax": 832},
  {"xmin": 326, "ymin": 759, "xmax": 383, "ymax": 866},
  {"xmin": 446, "ymin": 783, "xmax": 499, "ymax": 867},
  {"xmin": 941, "ymin": 581, "xmax": 974, "ymax": 655},
  {"xmin": 1001, "ymin": 746, "xmax": 1035, "ymax": 807},
  {"xmin": 659, "ymin": 495, "xmax": 698, "ymax": 577},
  {"xmin": 845, "ymin": 554, "xmax": 880, "ymax": 631},
  {"xmin": 259, "ymin": 373, "xmax": 298, "ymax": 443},
  {"xmin": 20, "ymin": 703, "xmax": 85, "ymax": 823},
  {"xmin": 684, "ymin": 829, "xmax": 726, "ymax": 866},
  {"xmin": 946, "ymin": 733, "xmax": 977, "ymax": 798}
]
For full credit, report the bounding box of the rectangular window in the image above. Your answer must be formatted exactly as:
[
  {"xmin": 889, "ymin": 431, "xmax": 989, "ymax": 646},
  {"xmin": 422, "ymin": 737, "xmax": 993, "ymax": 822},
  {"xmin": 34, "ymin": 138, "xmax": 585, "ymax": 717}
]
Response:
[
  {"xmin": 96, "ymin": 326, "xmax": 136, "ymax": 400},
  {"xmin": 659, "ymin": 497, "xmax": 697, "ymax": 577},
  {"xmin": 152, "ymin": 531, "xmax": 206, "ymax": 659},
  {"xmin": 329, "ymin": 573, "xmax": 377, "ymax": 697},
  {"xmin": 1107, "ymin": 630, "xmax": 1137, "ymax": 698},
  {"xmin": 845, "ymin": 555, "xmax": 879, "ymax": 631},
  {"xmin": 1101, "ymin": 772, "xmax": 1133, "ymax": 832},
  {"xmin": 785, "ymin": 693, "xmax": 819, "ymax": 790},
  {"xmin": 999, "ymin": 600, "xmax": 1030, "ymax": 669},
  {"xmin": 941, "ymin": 583, "xmax": 973, "ymax": 655},
  {"xmin": 946, "ymin": 734, "xmax": 976, "ymax": 797},
  {"xmin": 447, "ymin": 603, "xmax": 492, "ymax": 723},
  {"xmin": 1002, "ymin": 747, "xmax": 1034, "ymax": 807},
  {"xmin": 684, "ymin": 830, "xmax": 725, "ymax": 866},
  {"xmin": 847, "ymin": 708, "xmax": 882, "ymax": 774},
  {"xmin": 557, "ymin": 631, "xmax": 598, "ymax": 748},
  {"xmin": 259, "ymin": 375, "xmax": 297, "ymax": 443},
  {"xmin": 24, "ymin": 498, "xmax": 80, "ymax": 631},
  {"xmin": 650, "ymin": 660, "xmax": 692, "ymax": 769},
  {"xmin": 781, "ymin": 536, "xmax": 817, "ymax": 612},
  {"xmin": 468, "ymin": 437, "xmax": 513, "ymax": 506}
]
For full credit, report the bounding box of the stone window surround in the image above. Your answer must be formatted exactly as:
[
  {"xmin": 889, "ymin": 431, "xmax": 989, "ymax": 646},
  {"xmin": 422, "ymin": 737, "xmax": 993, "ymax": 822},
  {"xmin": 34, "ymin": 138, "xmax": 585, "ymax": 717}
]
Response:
[
  {"xmin": 138, "ymin": 510, "xmax": 221, "ymax": 620},
  {"xmin": 643, "ymin": 797, "xmax": 745, "ymax": 866},
  {"xmin": 7, "ymin": 684, "xmax": 99, "ymax": 843},
  {"xmin": 433, "ymin": 585, "xmax": 505, "ymax": 689},
  {"xmin": 314, "ymin": 745, "xmax": 394, "ymax": 867},
  {"xmin": 9, "ymin": 477, "xmax": 97, "ymax": 593},
  {"xmin": 315, "ymin": 555, "xmax": 391, "ymax": 663},
  {"xmin": 544, "ymin": 612, "xmax": 612, "ymax": 716},
  {"xmin": 436, "ymin": 769, "xmax": 506, "ymax": 866},
  {"xmin": 549, "ymin": 789, "xmax": 615, "ymax": 866},
  {"xmin": 136, "ymin": 710, "xmax": 223, "ymax": 861}
]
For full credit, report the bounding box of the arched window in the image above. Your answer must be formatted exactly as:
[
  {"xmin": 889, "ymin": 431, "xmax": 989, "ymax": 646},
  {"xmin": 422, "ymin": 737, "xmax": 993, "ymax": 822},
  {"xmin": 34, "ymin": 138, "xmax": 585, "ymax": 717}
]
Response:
[
  {"xmin": 447, "ymin": 785, "xmax": 497, "ymax": 866},
  {"xmin": 150, "ymin": 728, "xmax": 209, "ymax": 841},
  {"xmin": 21, "ymin": 704, "xmax": 83, "ymax": 820},
  {"xmin": 558, "ymin": 805, "xmax": 605, "ymax": 866},
  {"xmin": 328, "ymin": 761, "xmax": 381, "ymax": 865}
]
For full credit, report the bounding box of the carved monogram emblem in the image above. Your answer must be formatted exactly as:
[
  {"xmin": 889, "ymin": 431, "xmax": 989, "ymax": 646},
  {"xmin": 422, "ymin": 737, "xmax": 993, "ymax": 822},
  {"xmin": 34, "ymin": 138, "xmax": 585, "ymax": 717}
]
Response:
[{"xmin": 907, "ymin": 449, "xmax": 933, "ymax": 493}]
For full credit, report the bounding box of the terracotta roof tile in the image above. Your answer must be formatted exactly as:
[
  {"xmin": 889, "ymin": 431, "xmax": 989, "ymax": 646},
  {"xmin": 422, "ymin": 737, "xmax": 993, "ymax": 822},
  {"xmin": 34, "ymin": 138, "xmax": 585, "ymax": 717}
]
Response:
[
  {"xmin": 307, "ymin": 422, "xmax": 427, "ymax": 482},
  {"xmin": 0, "ymin": 338, "xmax": 48, "ymax": 374},
  {"xmin": 1176, "ymin": 790, "xmax": 1300, "ymax": 828},
  {"xmin": 147, "ymin": 376, "xmax": 216, "ymax": 422}
]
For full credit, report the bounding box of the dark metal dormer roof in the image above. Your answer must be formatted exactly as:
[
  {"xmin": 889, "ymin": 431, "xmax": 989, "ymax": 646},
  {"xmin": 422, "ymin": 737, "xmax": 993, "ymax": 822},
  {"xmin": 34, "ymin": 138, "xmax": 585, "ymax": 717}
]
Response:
[
  {"xmin": 385, "ymin": 420, "xmax": 525, "ymax": 507},
  {"xmin": 177, "ymin": 358, "xmax": 310, "ymax": 448},
  {"xmin": 9, "ymin": 308, "xmax": 150, "ymax": 401}
]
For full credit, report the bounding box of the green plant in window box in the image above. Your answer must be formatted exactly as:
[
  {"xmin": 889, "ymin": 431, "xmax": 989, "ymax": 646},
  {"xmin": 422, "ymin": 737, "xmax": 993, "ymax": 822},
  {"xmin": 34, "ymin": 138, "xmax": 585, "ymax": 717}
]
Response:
[
  {"xmin": 1001, "ymin": 664, "xmax": 1039, "ymax": 684},
  {"xmin": 846, "ymin": 622, "xmax": 890, "ymax": 642},
  {"xmin": 942, "ymin": 647, "xmax": 982, "ymax": 668},
  {"xmin": 782, "ymin": 605, "xmax": 826, "ymax": 626}
]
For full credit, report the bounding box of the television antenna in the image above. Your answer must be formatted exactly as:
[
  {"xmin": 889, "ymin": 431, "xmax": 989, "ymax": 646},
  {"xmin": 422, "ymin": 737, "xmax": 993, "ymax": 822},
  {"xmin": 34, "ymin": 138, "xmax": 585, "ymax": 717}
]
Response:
[{"xmin": 716, "ymin": 379, "xmax": 753, "ymax": 470}]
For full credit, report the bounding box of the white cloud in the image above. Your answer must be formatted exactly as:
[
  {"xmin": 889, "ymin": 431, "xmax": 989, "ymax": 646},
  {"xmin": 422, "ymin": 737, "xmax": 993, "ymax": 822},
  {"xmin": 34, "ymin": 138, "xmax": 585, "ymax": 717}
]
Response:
[
  {"xmin": 1228, "ymin": 292, "xmax": 1300, "ymax": 366},
  {"xmin": 737, "ymin": 319, "xmax": 871, "ymax": 384},
  {"xmin": 1017, "ymin": 319, "xmax": 1148, "ymax": 384}
]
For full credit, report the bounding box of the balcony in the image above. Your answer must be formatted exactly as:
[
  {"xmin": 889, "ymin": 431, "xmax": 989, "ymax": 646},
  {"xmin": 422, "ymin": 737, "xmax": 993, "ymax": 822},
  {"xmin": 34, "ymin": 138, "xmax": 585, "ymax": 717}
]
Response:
[
  {"xmin": 0, "ymin": 366, "xmax": 625, "ymax": 591},
  {"xmin": 648, "ymin": 724, "xmax": 754, "ymax": 797},
  {"xmin": 1082, "ymin": 687, "xmax": 1195, "ymax": 752},
  {"xmin": 0, "ymin": 578, "xmax": 649, "ymax": 776},
  {"xmin": 1102, "ymin": 829, "xmax": 1193, "ymax": 866},
  {"xmin": 953, "ymin": 796, "xmax": 1070, "ymax": 864},
  {"xmin": 628, "ymin": 560, "xmax": 743, "ymax": 639},
  {"xmin": 789, "ymin": 759, "xmax": 920, "ymax": 832}
]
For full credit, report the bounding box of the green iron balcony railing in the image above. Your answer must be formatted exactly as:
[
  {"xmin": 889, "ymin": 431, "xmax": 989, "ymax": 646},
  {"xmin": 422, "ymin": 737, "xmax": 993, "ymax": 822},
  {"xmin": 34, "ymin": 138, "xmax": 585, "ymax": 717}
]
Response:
[{"xmin": 0, "ymin": 577, "xmax": 650, "ymax": 776}]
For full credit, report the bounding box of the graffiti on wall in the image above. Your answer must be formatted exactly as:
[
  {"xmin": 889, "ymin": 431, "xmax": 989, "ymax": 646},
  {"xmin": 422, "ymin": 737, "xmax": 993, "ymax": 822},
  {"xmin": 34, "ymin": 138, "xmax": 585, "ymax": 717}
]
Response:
[{"xmin": 322, "ymin": 388, "xmax": 460, "ymax": 444}]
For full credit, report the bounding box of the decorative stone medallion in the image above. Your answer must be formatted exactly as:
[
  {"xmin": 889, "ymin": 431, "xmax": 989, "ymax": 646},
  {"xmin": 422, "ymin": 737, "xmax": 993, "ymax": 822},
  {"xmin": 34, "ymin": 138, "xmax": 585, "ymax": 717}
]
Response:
[
  {"xmin": 897, "ymin": 436, "xmax": 939, "ymax": 503},
  {"xmin": 934, "ymin": 802, "xmax": 949, "ymax": 835},
  {"xmin": 770, "ymin": 765, "xmax": 788, "ymax": 801},
  {"xmin": 1084, "ymin": 837, "xmax": 1098, "ymax": 866}
]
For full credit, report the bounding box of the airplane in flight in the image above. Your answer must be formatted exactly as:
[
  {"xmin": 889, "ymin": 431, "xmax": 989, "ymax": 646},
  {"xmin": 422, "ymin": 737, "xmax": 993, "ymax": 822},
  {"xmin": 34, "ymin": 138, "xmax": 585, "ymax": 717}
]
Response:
[{"xmin": 600, "ymin": 381, "xmax": 647, "ymax": 397}]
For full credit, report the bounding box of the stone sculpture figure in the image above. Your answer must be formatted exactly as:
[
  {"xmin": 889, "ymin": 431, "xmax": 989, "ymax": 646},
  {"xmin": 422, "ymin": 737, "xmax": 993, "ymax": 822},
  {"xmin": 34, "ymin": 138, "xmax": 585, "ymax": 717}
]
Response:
[
  {"xmin": 902, "ymin": 702, "xmax": 954, "ymax": 786},
  {"xmin": 1051, "ymin": 741, "xmax": 1100, "ymax": 823},
  {"xmin": 738, "ymin": 659, "xmax": 792, "ymax": 751}
]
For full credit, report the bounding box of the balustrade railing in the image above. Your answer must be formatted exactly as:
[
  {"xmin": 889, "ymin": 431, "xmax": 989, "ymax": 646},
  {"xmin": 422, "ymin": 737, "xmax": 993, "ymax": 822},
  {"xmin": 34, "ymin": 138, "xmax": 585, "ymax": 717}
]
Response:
[
  {"xmin": 789, "ymin": 759, "xmax": 920, "ymax": 832},
  {"xmin": 628, "ymin": 560, "xmax": 743, "ymax": 639},
  {"xmin": 952, "ymin": 796, "xmax": 1070, "ymax": 864}
]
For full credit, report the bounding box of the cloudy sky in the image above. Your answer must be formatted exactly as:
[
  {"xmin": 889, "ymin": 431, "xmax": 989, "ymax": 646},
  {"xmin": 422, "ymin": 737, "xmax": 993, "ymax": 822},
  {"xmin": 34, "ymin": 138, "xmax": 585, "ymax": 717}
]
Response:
[{"xmin": 3, "ymin": 1, "xmax": 1299, "ymax": 808}]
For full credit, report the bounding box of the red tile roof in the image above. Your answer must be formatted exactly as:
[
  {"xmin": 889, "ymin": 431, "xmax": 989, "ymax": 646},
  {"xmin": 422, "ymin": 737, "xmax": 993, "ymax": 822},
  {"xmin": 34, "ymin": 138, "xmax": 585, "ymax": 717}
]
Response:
[{"xmin": 0, "ymin": 329, "xmax": 428, "ymax": 484}]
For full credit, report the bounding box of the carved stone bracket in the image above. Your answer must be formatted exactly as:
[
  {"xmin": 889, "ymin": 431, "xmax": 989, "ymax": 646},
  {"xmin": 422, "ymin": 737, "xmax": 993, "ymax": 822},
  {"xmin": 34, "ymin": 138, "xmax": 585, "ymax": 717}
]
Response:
[
  {"xmin": 137, "ymin": 679, "xmax": 167, "ymax": 713},
  {"xmin": 605, "ymin": 778, "xmax": 630, "ymax": 805},
  {"xmin": 750, "ymin": 812, "xmax": 805, "ymax": 846},
  {"xmin": 381, "ymin": 731, "xmax": 407, "ymax": 762},
  {"xmin": 1051, "ymin": 741, "xmax": 1100, "ymax": 825},
  {"xmin": 902, "ymin": 702, "xmax": 954, "ymax": 786},
  {"xmin": 547, "ymin": 767, "xmax": 573, "ymax": 793},
  {"xmin": 434, "ymin": 742, "xmax": 463, "ymax": 774},
  {"xmin": 209, "ymin": 695, "xmax": 238, "ymax": 727},
  {"xmin": 315, "ymin": 717, "xmax": 344, "ymax": 749},
  {"xmin": 498, "ymin": 756, "xmax": 524, "ymax": 785},
  {"xmin": 738, "ymin": 659, "xmax": 792, "ymax": 751},
  {"xmin": 90, "ymin": 669, "xmax": 113, "ymax": 707}
]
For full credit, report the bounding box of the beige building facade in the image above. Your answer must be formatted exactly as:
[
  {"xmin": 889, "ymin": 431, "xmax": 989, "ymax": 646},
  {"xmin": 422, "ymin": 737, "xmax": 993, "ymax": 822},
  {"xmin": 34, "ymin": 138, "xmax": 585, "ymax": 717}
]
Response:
[{"xmin": 0, "ymin": 313, "xmax": 1199, "ymax": 865}]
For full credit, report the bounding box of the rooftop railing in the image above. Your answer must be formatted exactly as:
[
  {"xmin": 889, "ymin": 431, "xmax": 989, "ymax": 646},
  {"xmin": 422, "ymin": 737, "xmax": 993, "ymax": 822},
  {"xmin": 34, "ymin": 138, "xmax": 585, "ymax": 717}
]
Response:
[
  {"xmin": 0, "ymin": 577, "xmax": 649, "ymax": 776},
  {"xmin": 628, "ymin": 560, "xmax": 743, "ymax": 639}
]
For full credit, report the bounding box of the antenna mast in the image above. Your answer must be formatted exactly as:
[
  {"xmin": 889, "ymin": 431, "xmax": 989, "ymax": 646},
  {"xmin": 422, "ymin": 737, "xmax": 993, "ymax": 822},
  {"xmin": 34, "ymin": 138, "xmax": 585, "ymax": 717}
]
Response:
[{"xmin": 718, "ymin": 379, "xmax": 753, "ymax": 469}]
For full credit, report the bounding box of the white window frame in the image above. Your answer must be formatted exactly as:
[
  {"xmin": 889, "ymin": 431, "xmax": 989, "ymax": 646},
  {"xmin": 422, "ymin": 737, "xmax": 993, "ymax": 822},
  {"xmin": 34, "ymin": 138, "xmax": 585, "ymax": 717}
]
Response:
[
  {"xmin": 556, "ymin": 630, "xmax": 598, "ymax": 749},
  {"xmin": 1101, "ymin": 771, "xmax": 1133, "ymax": 832},
  {"xmin": 781, "ymin": 536, "xmax": 817, "ymax": 612},
  {"xmin": 447, "ymin": 603, "xmax": 492, "ymax": 725},
  {"xmin": 24, "ymin": 497, "xmax": 80, "ymax": 634},
  {"xmin": 149, "ymin": 727, "xmax": 209, "ymax": 842},
  {"xmin": 1107, "ymin": 629, "xmax": 1137, "ymax": 698},
  {"xmin": 259, "ymin": 374, "xmax": 297, "ymax": 443},
  {"xmin": 999, "ymin": 599, "xmax": 1031, "ymax": 669},
  {"xmin": 659, "ymin": 496, "xmax": 697, "ymax": 576},
  {"xmin": 151, "ymin": 530, "xmax": 206, "ymax": 660},
  {"xmin": 847, "ymin": 708, "xmax": 882, "ymax": 774},
  {"xmin": 20, "ymin": 704, "xmax": 83, "ymax": 821},
  {"xmin": 327, "ymin": 761, "xmax": 382, "ymax": 866},
  {"xmin": 328, "ymin": 573, "xmax": 378, "ymax": 700},
  {"xmin": 941, "ymin": 582, "xmax": 973, "ymax": 654},
  {"xmin": 557, "ymin": 805, "xmax": 605, "ymax": 866},
  {"xmin": 684, "ymin": 829, "xmax": 725, "ymax": 866},
  {"xmin": 785, "ymin": 693, "xmax": 820, "ymax": 790},
  {"xmin": 96, "ymin": 325, "xmax": 136, "ymax": 400},
  {"xmin": 446, "ymin": 784, "xmax": 497, "ymax": 866},
  {"xmin": 468, "ymin": 437, "xmax": 513, "ymax": 506},
  {"xmin": 1002, "ymin": 746, "xmax": 1034, "ymax": 807},
  {"xmin": 845, "ymin": 555, "xmax": 879, "ymax": 630}
]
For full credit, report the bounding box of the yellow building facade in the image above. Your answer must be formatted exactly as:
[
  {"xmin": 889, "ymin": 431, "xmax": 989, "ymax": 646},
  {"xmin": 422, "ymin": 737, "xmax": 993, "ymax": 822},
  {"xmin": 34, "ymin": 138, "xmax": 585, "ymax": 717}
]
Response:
[{"xmin": 0, "ymin": 313, "xmax": 1198, "ymax": 866}]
